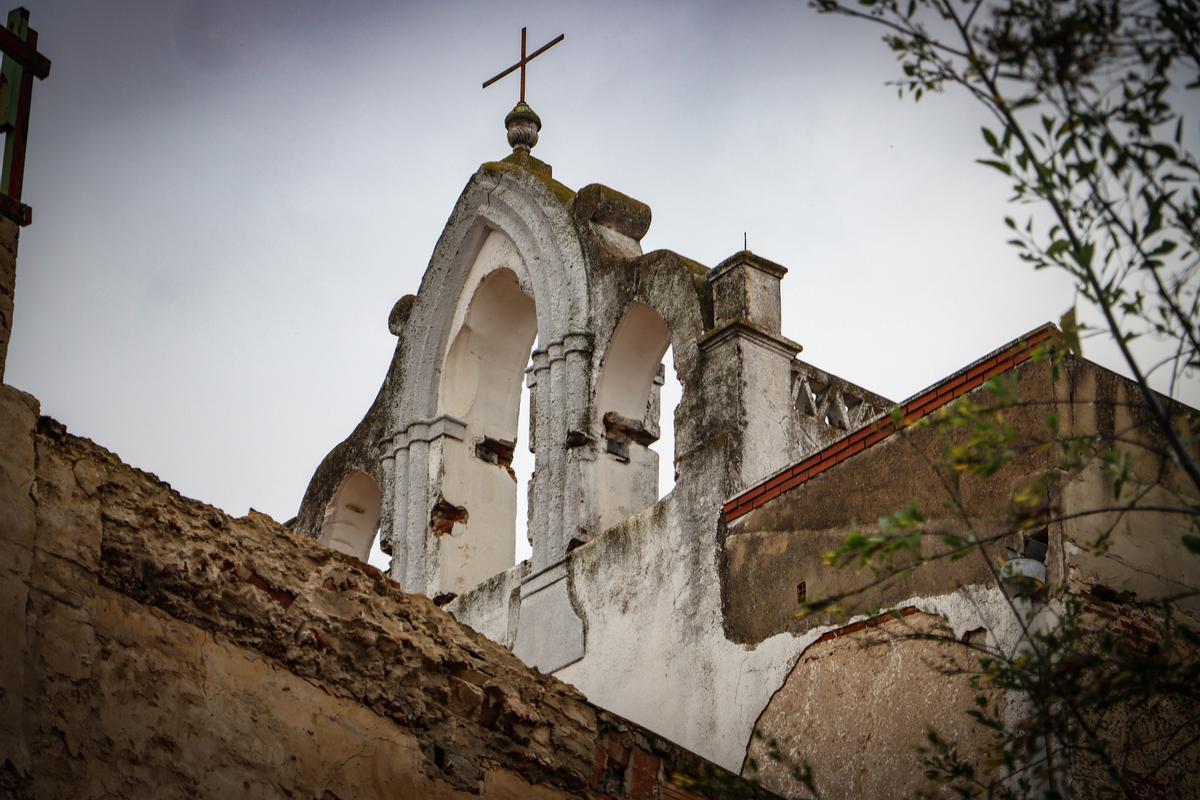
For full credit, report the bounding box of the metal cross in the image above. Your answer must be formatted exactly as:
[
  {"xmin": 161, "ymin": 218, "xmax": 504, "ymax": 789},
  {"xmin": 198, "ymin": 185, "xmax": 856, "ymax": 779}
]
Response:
[{"xmin": 481, "ymin": 27, "xmax": 564, "ymax": 104}]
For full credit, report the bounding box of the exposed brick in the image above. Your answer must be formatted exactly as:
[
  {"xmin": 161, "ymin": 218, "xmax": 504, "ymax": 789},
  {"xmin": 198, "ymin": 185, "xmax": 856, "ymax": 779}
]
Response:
[
  {"xmin": 936, "ymin": 373, "xmax": 970, "ymax": 398},
  {"xmin": 862, "ymin": 429, "xmax": 889, "ymax": 448},
  {"xmin": 628, "ymin": 747, "xmax": 660, "ymax": 800},
  {"xmin": 591, "ymin": 743, "xmax": 609, "ymax": 787},
  {"xmin": 609, "ymin": 733, "xmax": 632, "ymax": 767}
]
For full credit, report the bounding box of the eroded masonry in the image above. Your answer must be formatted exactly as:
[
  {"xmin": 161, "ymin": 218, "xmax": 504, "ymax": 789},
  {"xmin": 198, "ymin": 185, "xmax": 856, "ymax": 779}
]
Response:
[{"xmin": 3, "ymin": 97, "xmax": 1198, "ymax": 799}]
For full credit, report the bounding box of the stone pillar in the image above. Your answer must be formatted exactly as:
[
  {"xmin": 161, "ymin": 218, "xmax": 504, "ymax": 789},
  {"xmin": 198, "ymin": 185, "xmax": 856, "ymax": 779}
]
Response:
[
  {"xmin": 403, "ymin": 436, "xmax": 430, "ymax": 591},
  {"xmin": 514, "ymin": 331, "xmax": 592, "ymax": 674},
  {"xmin": 529, "ymin": 348, "xmax": 553, "ymax": 567},
  {"xmin": 0, "ymin": 217, "xmax": 19, "ymax": 383},
  {"xmin": 700, "ymin": 251, "xmax": 801, "ymax": 493},
  {"xmin": 380, "ymin": 444, "xmax": 405, "ymax": 577},
  {"xmin": 546, "ymin": 341, "xmax": 566, "ymax": 545},
  {"xmin": 561, "ymin": 332, "xmax": 594, "ymax": 548},
  {"xmin": 563, "ymin": 333, "xmax": 593, "ymax": 437}
]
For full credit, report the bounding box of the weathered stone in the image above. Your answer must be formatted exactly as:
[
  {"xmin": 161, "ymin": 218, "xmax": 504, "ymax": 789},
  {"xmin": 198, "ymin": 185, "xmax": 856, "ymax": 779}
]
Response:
[
  {"xmin": 0, "ymin": 411, "xmax": 770, "ymax": 799},
  {"xmin": 571, "ymin": 183, "xmax": 652, "ymax": 241},
  {"xmin": 746, "ymin": 612, "xmax": 1004, "ymax": 799}
]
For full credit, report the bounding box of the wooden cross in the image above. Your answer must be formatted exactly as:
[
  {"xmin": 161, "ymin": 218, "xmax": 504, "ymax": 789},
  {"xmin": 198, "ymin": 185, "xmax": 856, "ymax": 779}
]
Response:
[
  {"xmin": 0, "ymin": 7, "xmax": 50, "ymax": 226},
  {"xmin": 481, "ymin": 27, "xmax": 564, "ymax": 104}
]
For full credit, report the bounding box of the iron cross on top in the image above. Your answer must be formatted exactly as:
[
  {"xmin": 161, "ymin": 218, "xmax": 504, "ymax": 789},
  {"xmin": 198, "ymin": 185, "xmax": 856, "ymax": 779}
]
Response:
[{"xmin": 481, "ymin": 27, "xmax": 564, "ymax": 103}]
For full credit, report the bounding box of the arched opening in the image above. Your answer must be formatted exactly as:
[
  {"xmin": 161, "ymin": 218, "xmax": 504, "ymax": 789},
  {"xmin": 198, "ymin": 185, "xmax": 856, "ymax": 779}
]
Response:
[
  {"xmin": 317, "ymin": 469, "xmax": 382, "ymax": 563},
  {"xmin": 593, "ymin": 303, "xmax": 673, "ymax": 533},
  {"xmin": 437, "ymin": 266, "xmax": 537, "ymax": 594}
]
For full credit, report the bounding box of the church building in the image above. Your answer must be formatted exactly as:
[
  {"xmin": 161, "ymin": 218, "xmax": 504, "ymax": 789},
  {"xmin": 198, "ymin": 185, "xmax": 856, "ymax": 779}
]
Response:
[{"xmin": 1, "ymin": 25, "xmax": 1196, "ymax": 798}]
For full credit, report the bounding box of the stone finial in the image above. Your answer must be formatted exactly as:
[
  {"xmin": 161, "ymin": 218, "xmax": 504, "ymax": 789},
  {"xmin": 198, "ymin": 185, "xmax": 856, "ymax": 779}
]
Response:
[{"xmin": 505, "ymin": 102, "xmax": 542, "ymax": 153}]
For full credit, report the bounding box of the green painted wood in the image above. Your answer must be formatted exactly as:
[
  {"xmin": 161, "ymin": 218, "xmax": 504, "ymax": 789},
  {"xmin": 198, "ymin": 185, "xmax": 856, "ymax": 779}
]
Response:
[{"xmin": 0, "ymin": 7, "xmax": 29, "ymax": 198}]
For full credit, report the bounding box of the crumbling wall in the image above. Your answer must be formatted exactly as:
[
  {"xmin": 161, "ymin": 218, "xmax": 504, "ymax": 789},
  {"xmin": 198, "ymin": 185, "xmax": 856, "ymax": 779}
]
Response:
[
  {"xmin": 0, "ymin": 384, "xmax": 764, "ymax": 800},
  {"xmin": 723, "ymin": 353, "xmax": 1200, "ymax": 798},
  {"xmin": 746, "ymin": 612, "xmax": 1003, "ymax": 799}
]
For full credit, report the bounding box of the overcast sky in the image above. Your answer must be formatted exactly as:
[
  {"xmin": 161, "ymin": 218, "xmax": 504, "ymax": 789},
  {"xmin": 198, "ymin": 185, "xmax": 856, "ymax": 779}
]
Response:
[{"xmin": 7, "ymin": 1, "xmax": 1195, "ymax": 568}]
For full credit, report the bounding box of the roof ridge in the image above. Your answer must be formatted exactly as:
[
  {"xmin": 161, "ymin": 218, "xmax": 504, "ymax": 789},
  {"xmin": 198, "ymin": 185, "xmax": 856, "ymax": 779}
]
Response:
[{"xmin": 721, "ymin": 323, "xmax": 1061, "ymax": 524}]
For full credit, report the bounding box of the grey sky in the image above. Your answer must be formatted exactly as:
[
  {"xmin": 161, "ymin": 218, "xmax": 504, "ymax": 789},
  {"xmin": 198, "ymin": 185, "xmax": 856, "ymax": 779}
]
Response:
[{"xmin": 7, "ymin": 1, "xmax": 1193, "ymax": 566}]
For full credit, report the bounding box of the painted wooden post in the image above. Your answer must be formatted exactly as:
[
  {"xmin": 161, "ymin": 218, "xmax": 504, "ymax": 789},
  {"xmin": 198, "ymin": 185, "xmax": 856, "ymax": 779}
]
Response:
[{"xmin": 0, "ymin": 7, "xmax": 49, "ymax": 226}]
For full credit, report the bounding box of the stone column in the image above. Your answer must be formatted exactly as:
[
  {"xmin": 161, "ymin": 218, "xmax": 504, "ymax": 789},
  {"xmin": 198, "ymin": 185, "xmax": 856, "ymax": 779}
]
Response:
[
  {"xmin": 384, "ymin": 444, "xmax": 409, "ymax": 583},
  {"xmin": 529, "ymin": 348, "xmax": 554, "ymax": 567},
  {"xmin": 403, "ymin": 436, "xmax": 430, "ymax": 592},
  {"xmin": 513, "ymin": 332, "xmax": 591, "ymax": 674},
  {"xmin": 561, "ymin": 333, "xmax": 594, "ymax": 547},
  {"xmin": 546, "ymin": 341, "xmax": 567, "ymax": 547}
]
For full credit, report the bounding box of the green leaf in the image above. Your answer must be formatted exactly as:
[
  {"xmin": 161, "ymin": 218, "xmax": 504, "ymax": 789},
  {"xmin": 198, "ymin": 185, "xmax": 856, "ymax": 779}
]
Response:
[
  {"xmin": 1047, "ymin": 240, "xmax": 1071, "ymax": 258},
  {"xmin": 1070, "ymin": 243, "xmax": 1095, "ymax": 269},
  {"xmin": 976, "ymin": 158, "xmax": 1012, "ymax": 175},
  {"xmin": 1184, "ymin": 535, "xmax": 1200, "ymax": 554}
]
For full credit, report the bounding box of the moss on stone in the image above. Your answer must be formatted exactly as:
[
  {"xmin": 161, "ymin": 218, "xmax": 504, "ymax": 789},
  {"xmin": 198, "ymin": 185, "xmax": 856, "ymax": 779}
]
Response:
[{"xmin": 481, "ymin": 154, "xmax": 577, "ymax": 207}]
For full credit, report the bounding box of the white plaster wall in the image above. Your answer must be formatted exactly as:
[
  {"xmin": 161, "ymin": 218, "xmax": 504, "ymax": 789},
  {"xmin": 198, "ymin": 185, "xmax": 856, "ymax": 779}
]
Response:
[
  {"xmin": 594, "ymin": 303, "xmax": 670, "ymax": 422},
  {"xmin": 555, "ymin": 483, "xmax": 805, "ymax": 770},
  {"xmin": 737, "ymin": 339, "xmax": 799, "ymax": 486},
  {"xmin": 449, "ymin": 463, "xmax": 1026, "ymax": 774},
  {"xmin": 558, "ymin": 511, "xmax": 1023, "ymax": 772},
  {"xmin": 438, "ymin": 444, "xmax": 520, "ymax": 594},
  {"xmin": 590, "ymin": 445, "xmax": 658, "ymax": 535}
]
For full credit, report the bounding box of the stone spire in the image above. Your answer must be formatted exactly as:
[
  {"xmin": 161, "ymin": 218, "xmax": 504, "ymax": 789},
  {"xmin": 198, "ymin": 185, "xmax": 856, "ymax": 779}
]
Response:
[{"xmin": 505, "ymin": 101, "xmax": 541, "ymax": 153}]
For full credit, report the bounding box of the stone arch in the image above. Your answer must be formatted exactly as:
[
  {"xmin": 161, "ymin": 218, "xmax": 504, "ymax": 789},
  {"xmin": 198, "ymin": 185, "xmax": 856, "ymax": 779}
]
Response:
[
  {"xmin": 396, "ymin": 167, "xmax": 589, "ymax": 426},
  {"xmin": 618, "ymin": 250, "xmax": 713, "ymax": 468},
  {"xmin": 592, "ymin": 302, "xmax": 672, "ymax": 533},
  {"xmin": 316, "ymin": 469, "xmax": 382, "ymax": 562},
  {"xmin": 382, "ymin": 165, "xmax": 593, "ymax": 594}
]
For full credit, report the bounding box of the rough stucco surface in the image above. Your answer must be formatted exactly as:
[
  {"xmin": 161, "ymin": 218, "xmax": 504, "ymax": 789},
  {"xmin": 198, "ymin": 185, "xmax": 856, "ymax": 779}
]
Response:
[
  {"xmin": 554, "ymin": 449, "xmax": 805, "ymax": 773},
  {"xmin": 746, "ymin": 612, "xmax": 1001, "ymax": 799},
  {"xmin": 0, "ymin": 384, "xmax": 764, "ymax": 800}
]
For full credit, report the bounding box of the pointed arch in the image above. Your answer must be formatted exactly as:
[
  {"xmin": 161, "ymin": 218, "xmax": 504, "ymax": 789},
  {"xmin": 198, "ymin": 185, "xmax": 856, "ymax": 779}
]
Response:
[{"xmin": 383, "ymin": 164, "xmax": 595, "ymax": 595}]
